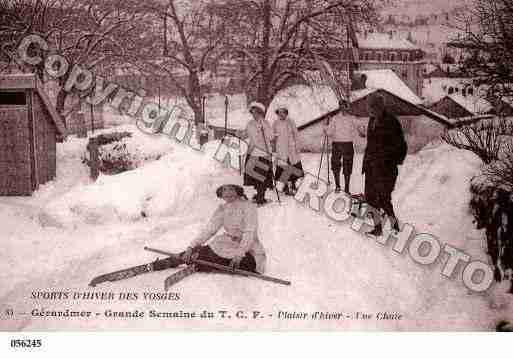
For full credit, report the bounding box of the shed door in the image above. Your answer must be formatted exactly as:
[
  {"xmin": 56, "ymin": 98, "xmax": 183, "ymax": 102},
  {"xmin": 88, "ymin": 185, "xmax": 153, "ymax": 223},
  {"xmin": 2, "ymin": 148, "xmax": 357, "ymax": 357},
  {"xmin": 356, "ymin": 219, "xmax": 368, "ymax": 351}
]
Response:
[{"xmin": 0, "ymin": 103, "xmax": 32, "ymax": 195}]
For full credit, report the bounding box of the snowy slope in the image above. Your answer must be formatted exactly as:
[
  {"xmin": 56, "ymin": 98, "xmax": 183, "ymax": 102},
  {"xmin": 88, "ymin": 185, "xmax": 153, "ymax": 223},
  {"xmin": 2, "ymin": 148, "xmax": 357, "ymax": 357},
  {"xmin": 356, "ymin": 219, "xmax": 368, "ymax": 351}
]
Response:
[{"xmin": 1, "ymin": 128, "xmax": 512, "ymax": 331}]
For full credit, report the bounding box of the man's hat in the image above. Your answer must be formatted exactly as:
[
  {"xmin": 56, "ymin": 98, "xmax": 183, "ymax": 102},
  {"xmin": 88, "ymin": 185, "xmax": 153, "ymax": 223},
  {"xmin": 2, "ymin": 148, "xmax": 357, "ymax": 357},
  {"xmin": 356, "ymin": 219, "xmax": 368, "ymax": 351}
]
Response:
[
  {"xmin": 368, "ymin": 93, "xmax": 385, "ymax": 110},
  {"xmin": 275, "ymin": 106, "xmax": 288, "ymax": 115},
  {"xmin": 248, "ymin": 101, "xmax": 266, "ymax": 114}
]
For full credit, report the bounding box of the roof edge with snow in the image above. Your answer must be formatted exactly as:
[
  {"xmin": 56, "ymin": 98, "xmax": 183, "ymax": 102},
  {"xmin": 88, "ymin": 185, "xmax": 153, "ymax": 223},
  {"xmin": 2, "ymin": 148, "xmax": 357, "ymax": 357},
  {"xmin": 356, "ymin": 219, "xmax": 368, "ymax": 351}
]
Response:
[
  {"xmin": 0, "ymin": 73, "xmax": 67, "ymax": 136},
  {"xmin": 298, "ymin": 88, "xmax": 452, "ymax": 131}
]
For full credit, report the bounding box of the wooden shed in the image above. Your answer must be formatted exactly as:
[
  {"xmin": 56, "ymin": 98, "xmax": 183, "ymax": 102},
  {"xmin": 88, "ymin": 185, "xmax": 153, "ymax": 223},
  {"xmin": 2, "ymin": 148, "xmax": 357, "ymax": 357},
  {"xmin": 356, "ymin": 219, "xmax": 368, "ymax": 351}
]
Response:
[{"xmin": 0, "ymin": 74, "xmax": 66, "ymax": 195}]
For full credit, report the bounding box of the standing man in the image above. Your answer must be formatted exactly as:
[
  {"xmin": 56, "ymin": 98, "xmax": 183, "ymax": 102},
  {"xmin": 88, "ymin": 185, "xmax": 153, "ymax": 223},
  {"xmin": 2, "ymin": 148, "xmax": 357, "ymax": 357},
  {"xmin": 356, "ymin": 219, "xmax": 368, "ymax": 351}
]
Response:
[
  {"xmin": 244, "ymin": 102, "xmax": 274, "ymax": 206},
  {"xmin": 323, "ymin": 111, "xmax": 356, "ymax": 194},
  {"xmin": 362, "ymin": 94, "xmax": 407, "ymax": 236},
  {"xmin": 273, "ymin": 106, "xmax": 304, "ymax": 195}
]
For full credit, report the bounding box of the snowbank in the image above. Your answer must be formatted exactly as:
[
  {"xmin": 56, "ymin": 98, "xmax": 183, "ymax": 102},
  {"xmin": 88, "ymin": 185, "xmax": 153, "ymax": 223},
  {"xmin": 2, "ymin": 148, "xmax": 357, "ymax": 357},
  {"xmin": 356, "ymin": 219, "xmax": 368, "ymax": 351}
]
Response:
[
  {"xmin": 2, "ymin": 113, "xmax": 512, "ymax": 331},
  {"xmin": 40, "ymin": 130, "xmax": 231, "ymax": 228},
  {"xmin": 394, "ymin": 143, "xmax": 484, "ymax": 246}
]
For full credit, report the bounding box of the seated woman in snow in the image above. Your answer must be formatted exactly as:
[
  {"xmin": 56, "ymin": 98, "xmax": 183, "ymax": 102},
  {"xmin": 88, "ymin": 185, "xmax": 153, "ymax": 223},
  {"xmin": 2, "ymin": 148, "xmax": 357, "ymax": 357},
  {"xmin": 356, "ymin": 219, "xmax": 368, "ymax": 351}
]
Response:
[{"xmin": 153, "ymin": 184, "xmax": 266, "ymax": 274}]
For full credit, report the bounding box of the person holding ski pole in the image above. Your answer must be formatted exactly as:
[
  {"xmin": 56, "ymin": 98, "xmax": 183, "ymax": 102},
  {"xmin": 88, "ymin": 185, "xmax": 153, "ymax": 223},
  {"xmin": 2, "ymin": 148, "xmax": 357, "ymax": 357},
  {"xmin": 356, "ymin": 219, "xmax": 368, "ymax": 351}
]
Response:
[
  {"xmin": 243, "ymin": 102, "xmax": 274, "ymax": 206},
  {"xmin": 272, "ymin": 106, "xmax": 304, "ymax": 196},
  {"xmin": 323, "ymin": 110, "xmax": 356, "ymax": 194},
  {"xmin": 182, "ymin": 184, "xmax": 266, "ymax": 273},
  {"xmin": 362, "ymin": 93, "xmax": 407, "ymax": 236},
  {"xmin": 151, "ymin": 184, "xmax": 266, "ymax": 274}
]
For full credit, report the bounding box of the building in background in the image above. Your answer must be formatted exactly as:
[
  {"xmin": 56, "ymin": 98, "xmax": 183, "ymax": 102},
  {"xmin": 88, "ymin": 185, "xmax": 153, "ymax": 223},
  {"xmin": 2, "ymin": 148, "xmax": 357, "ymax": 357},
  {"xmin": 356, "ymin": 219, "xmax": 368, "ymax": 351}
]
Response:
[{"xmin": 355, "ymin": 32, "xmax": 425, "ymax": 98}]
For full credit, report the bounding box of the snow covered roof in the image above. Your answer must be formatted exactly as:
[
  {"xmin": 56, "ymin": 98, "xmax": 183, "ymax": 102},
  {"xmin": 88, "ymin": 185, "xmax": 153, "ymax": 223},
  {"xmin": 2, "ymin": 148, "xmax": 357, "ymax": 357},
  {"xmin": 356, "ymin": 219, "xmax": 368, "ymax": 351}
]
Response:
[
  {"xmin": 446, "ymin": 94, "xmax": 493, "ymax": 115},
  {"xmin": 351, "ymin": 88, "xmax": 377, "ymax": 102},
  {"xmin": 356, "ymin": 32, "xmax": 419, "ymax": 50},
  {"xmin": 207, "ymin": 70, "xmax": 433, "ymax": 133},
  {"xmin": 0, "ymin": 73, "xmax": 66, "ymax": 136},
  {"xmin": 356, "ymin": 69, "xmax": 422, "ymax": 105},
  {"xmin": 422, "ymin": 77, "xmax": 477, "ymax": 104}
]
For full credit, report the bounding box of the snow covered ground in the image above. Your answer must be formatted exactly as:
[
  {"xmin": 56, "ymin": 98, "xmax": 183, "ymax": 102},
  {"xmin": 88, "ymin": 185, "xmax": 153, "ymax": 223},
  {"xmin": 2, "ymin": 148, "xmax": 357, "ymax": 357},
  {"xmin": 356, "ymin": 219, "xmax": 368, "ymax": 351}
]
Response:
[{"xmin": 1, "ymin": 124, "xmax": 512, "ymax": 331}]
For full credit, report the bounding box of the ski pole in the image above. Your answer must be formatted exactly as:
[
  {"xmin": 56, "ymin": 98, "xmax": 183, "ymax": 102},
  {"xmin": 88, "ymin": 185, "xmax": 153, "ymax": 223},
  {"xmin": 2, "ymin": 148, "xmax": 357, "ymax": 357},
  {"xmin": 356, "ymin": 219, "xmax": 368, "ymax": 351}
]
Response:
[
  {"xmin": 361, "ymin": 173, "xmax": 365, "ymax": 198},
  {"xmin": 326, "ymin": 134, "xmax": 331, "ymax": 185},
  {"xmin": 144, "ymin": 247, "xmax": 291, "ymax": 286},
  {"xmin": 238, "ymin": 136, "xmax": 242, "ymax": 176},
  {"xmin": 317, "ymin": 135, "xmax": 326, "ymax": 185},
  {"xmin": 259, "ymin": 125, "xmax": 281, "ymax": 204}
]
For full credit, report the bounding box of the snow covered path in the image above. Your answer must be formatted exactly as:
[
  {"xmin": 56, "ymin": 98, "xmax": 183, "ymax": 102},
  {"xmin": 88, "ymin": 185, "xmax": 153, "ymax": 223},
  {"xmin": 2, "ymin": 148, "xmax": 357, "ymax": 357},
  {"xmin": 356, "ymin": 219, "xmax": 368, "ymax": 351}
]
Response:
[{"xmin": 1, "ymin": 133, "xmax": 512, "ymax": 331}]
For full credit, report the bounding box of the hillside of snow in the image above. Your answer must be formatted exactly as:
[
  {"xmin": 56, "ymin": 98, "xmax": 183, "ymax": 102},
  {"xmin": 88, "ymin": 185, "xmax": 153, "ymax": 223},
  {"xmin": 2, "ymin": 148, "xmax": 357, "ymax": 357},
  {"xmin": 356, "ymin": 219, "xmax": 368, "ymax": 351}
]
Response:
[{"xmin": 1, "ymin": 124, "xmax": 512, "ymax": 331}]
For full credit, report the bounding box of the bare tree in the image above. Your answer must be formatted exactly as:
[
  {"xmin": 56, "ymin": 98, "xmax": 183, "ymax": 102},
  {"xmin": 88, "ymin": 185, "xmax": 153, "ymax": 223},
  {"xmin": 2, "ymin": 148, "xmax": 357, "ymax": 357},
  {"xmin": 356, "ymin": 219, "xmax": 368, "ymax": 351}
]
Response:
[
  {"xmin": 135, "ymin": 0, "xmax": 384, "ymax": 126},
  {"xmin": 442, "ymin": 117, "xmax": 513, "ymax": 164},
  {"xmin": 449, "ymin": 0, "xmax": 513, "ymax": 101},
  {"xmin": 133, "ymin": 0, "xmax": 232, "ymax": 125},
  {"xmin": 213, "ymin": 0, "xmax": 384, "ymax": 106},
  {"xmin": 0, "ymin": 0, "xmax": 150, "ymax": 116},
  {"xmin": 483, "ymin": 142, "xmax": 513, "ymax": 190},
  {"xmin": 48, "ymin": 0, "xmax": 150, "ymax": 116}
]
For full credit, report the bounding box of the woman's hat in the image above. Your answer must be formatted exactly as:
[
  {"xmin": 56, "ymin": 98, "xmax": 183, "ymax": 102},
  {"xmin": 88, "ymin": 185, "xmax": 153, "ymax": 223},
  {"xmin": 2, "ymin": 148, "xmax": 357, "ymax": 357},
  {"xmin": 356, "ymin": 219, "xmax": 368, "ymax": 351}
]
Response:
[
  {"xmin": 216, "ymin": 184, "xmax": 246, "ymax": 199},
  {"xmin": 248, "ymin": 101, "xmax": 266, "ymax": 114}
]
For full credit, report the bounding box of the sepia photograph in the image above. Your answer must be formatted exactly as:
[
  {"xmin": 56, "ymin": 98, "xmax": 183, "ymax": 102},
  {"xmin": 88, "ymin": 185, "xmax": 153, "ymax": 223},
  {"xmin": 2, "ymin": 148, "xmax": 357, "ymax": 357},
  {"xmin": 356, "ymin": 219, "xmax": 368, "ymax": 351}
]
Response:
[{"xmin": 0, "ymin": 0, "xmax": 512, "ymax": 337}]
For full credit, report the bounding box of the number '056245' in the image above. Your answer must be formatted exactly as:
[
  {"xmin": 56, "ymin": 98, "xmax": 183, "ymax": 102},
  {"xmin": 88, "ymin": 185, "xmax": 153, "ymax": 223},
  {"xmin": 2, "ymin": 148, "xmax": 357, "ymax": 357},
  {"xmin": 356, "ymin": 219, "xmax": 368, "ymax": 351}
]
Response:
[{"xmin": 10, "ymin": 339, "xmax": 42, "ymax": 348}]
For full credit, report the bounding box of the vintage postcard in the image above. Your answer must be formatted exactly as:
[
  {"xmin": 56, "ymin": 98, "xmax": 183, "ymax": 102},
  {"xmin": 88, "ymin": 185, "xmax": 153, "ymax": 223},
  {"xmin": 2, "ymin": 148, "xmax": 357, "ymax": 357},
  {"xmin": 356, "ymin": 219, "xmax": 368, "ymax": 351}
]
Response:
[{"xmin": 0, "ymin": 0, "xmax": 512, "ymax": 334}]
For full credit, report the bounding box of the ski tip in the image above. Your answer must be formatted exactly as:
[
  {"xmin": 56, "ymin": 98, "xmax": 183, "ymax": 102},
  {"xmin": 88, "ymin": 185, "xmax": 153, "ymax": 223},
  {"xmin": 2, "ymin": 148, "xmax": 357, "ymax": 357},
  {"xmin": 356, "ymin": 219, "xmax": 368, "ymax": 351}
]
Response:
[
  {"xmin": 88, "ymin": 279, "xmax": 101, "ymax": 287},
  {"xmin": 496, "ymin": 320, "xmax": 513, "ymax": 332}
]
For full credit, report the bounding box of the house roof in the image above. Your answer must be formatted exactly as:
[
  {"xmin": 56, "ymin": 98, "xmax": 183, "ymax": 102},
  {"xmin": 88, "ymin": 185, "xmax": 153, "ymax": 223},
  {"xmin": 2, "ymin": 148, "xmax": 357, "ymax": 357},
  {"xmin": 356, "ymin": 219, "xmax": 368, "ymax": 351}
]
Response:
[
  {"xmin": 295, "ymin": 68, "xmax": 449, "ymax": 131},
  {"xmin": 356, "ymin": 69, "xmax": 422, "ymax": 104},
  {"xmin": 298, "ymin": 88, "xmax": 452, "ymax": 131},
  {"xmin": 422, "ymin": 77, "xmax": 476, "ymax": 104},
  {"xmin": 450, "ymin": 115, "xmax": 494, "ymax": 128},
  {"xmin": 356, "ymin": 32, "xmax": 419, "ymax": 50},
  {"xmin": 0, "ymin": 73, "xmax": 67, "ymax": 136},
  {"xmin": 440, "ymin": 94, "xmax": 493, "ymax": 115}
]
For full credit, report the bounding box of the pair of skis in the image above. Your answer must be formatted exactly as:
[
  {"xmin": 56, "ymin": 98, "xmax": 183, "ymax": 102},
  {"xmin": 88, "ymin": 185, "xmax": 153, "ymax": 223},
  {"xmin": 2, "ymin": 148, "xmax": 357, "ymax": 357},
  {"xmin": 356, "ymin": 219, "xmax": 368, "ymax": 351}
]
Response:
[
  {"xmin": 89, "ymin": 247, "xmax": 291, "ymax": 290},
  {"xmin": 88, "ymin": 259, "xmax": 197, "ymax": 291}
]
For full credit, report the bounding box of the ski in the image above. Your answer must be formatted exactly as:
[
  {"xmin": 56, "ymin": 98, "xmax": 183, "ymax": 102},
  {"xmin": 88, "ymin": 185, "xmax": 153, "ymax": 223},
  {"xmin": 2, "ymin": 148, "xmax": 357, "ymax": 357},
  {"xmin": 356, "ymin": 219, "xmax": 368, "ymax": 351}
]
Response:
[
  {"xmin": 89, "ymin": 262, "xmax": 154, "ymax": 287},
  {"xmin": 164, "ymin": 264, "xmax": 197, "ymax": 291},
  {"xmin": 145, "ymin": 246, "xmax": 291, "ymax": 286},
  {"xmin": 89, "ymin": 251, "xmax": 185, "ymax": 287}
]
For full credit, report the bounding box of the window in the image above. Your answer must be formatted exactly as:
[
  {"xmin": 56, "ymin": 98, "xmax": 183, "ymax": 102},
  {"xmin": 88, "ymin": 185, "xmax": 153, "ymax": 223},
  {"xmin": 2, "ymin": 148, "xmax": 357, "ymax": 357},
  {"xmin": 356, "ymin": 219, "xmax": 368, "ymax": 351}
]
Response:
[
  {"xmin": 376, "ymin": 52, "xmax": 383, "ymax": 61},
  {"xmin": 390, "ymin": 52, "xmax": 397, "ymax": 61},
  {"xmin": 402, "ymin": 52, "xmax": 409, "ymax": 62},
  {"xmin": 0, "ymin": 92, "xmax": 26, "ymax": 105},
  {"xmin": 448, "ymin": 86, "xmax": 454, "ymax": 94}
]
